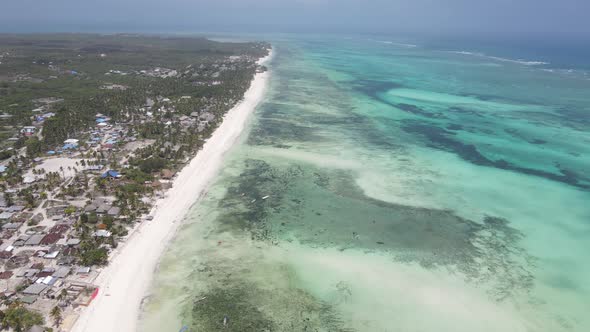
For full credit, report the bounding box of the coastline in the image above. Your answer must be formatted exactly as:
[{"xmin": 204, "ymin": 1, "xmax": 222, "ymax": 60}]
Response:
[{"xmin": 70, "ymin": 50, "xmax": 273, "ymax": 332}]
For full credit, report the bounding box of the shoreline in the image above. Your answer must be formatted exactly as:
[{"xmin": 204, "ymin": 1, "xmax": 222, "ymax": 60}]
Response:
[{"xmin": 70, "ymin": 50, "xmax": 273, "ymax": 332}]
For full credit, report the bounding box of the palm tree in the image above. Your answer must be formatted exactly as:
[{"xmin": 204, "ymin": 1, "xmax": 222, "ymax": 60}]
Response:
[
  {"xmin": 50, "ymin": 306, "xmax": 62, "ymax": 327},
  {"xmin": 57, "ymin": 289, "xmax": 68, "ymax": 302}
]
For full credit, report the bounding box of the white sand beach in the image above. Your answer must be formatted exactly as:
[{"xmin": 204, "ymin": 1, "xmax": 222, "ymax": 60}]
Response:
[{"xmin": 70, "ymin": 51, "xmax": 272, "ymax": 332}]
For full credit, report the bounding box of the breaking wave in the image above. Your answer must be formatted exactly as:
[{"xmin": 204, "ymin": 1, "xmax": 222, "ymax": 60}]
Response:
[
  {"xmin": 370, "ymin": 39, "xmax": 418, "ymax": 48},
  {"xmin": 449, "ymin": 50, "xmax": 549, "ymax": 66}
]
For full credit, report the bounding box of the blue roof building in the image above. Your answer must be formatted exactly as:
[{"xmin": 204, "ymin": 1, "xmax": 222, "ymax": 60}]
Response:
[
  {"xmin": 62, "ymin": 144, "xmax": 77, "ymax": 150},
  {"xmin": 101, "ymin": 170, "xmax": 121, "ymax": 178}
]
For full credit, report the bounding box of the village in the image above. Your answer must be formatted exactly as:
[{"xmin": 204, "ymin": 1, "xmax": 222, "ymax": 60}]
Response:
[
  {"xmin": 1, "ymin": 103, "xmax": 227, "ymax": 330},
  {"xmin": 0, "ymin": 34, "xmax": 269, "ymax": 331}
]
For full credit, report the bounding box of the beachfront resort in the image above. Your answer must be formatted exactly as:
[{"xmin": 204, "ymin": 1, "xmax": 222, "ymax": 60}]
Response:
[{"xmin": 0, "ymin": 34, "xmax": 269, "ymax": 331}]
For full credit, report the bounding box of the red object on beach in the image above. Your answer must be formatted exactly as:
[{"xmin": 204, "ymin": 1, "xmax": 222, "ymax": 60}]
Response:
[{"xmin": 90, "ymin": 288, "xmax": 99, "ymax": 301}]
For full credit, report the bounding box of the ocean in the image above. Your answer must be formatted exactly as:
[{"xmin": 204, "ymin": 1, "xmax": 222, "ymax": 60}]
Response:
[{"xmin": 140, "ymin": 35, "xmax": 590, "ymax": 332}]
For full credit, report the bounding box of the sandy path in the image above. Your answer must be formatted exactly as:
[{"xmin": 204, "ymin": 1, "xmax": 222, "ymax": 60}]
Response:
[{"xmin": 70, "ymin": 51, "xmax": 272, "ymax": 332}]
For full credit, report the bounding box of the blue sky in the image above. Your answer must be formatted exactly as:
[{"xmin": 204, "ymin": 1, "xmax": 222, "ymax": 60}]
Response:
[{"xmin": 1, "ymin": 0, "xmax": 588, "ymax": 40}]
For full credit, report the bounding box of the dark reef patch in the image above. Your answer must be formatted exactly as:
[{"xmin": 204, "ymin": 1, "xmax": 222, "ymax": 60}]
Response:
[
  {"xmin": 248, "ymin": 116, "xmax": 320, "ymax": 147},
  {"xmin": 447, "ymin": 106, "xmax": 485, "ymax": 118},
  {"xmin": 531, "ymin": 139, "xmax": 547, "ymax": 145},
  {"xmin": 186, "ymin": 248, "xmax": 354, "ymax": 331},
  {"xmin": 401, "ymin": 120, "xmax": 590, "ymax": 189},
  {"xmin": 557, "ymin": 107, "xmax": 590, "ymax": 127},
  {"xmin": 395, "ymin": 103, "xmax": 447, "ymax": 119},
  {"xmin": 350, "ymin": 79, "xmax": 403, "ymax": 100},
  {"xmin": 215, "ymin": 159, "xmax": 537, "ymax": 301},
  {"xmin": 349, "ymin": 79, "xmax": 450, "ymax": 120},
  {"xmin": 190, "ymin": 286, "xmax": 275, "ymax": 331}
]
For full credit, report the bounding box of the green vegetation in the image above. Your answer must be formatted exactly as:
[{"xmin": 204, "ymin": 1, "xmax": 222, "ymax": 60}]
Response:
[
  {"xmin": 78, "ymin": 243, "xmax": 109, "ymax": 266},
  {"xmin": 137, "ymin": 157, "xmax": 167, "ymax": 173},
  {"xmin": 0, "ymin": 34, "xmax": 269, "ymax": 153},
  {"xmin": 50, "ymin": 306, "xmax": 62, "ymax": 327},
  {"xmin": 1, "ymin": 304, "xmax": 44, "ymax": 332},
  {"xmin": 0, "ymin": 33, "xmax": 270, "ymax": 323}
]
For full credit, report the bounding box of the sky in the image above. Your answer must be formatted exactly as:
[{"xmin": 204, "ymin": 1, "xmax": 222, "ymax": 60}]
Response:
[{"xmin": 1, "ymin": 0, "xmax": 589, "ymax": 41}]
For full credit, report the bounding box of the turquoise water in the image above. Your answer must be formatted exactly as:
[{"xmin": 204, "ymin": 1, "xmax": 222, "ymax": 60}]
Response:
[{"xmin": 141, "ymin": 36, "xmax": 590, "ymax": 331}]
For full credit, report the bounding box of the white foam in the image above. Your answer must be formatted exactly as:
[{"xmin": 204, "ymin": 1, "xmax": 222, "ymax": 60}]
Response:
[
  {"xmin": 370, "ymin": 39, "xmax": 418, "ymax": 48},
  {"xmin": 448, "ymin": 50, "xmax": 549, "ymax": 66}
]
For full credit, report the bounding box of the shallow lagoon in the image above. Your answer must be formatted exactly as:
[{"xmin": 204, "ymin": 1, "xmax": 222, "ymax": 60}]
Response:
[{"xmin": 141, "ymin": 37, "xmax": 590, "ymax": 331}]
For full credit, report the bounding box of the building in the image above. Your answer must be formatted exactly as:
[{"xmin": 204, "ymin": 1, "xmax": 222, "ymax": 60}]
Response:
[
  {"xmin": 93, "ymin": 230, "xmax": 112, "ymax": 237},
  {"xmin": 161, "ymin": 169, "xmax": 175, "ymax": 180},
  {"xmin": 64, "ymin": 138, "xmax": 79, "ymax": 147},
  {"xmin": 20, "ymin": 126, "xmax": 36, "ymax": 136},
  {"xmin": 101, "ymin": 170, "xmax": 121, "ymax": 179},
  {"xmin": 24, "ymin": 234, "xmax": 45, "ymax": 246},
  {"xmin": 7, "ymin": 205, "xmax": 24, "ymax": 212},
  {"xmin": 22, "ymin": 284, "xmax": 47, "ymax": 296},
  {"xmin": 107, "ymin": 206, "xmax": 121, "ymax": 216}
]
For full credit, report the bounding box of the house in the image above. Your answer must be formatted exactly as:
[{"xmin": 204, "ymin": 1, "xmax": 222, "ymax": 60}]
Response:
[
  {"xmin": 0, "ymin": 212, "xmax": 14, "ymax": 221},
  {"xmin": 36, "ymin": 275, "xmax": 57, "ymax": 286},
  {"xmin": 23, "ymin": 176, "xmax": 37, "ymax": 184},
  {"xmin": 84, "ymin": 204, "xmax": 98, "ymax": 212},
  {"xmin": 20, "ymin": 126, "xmax": 36, "ymax": 136},
  {"xmin": 44, "ymin": 251, "xmax": 59, "ymax": 259},
  {"xmin": 0, "ymin": 165, "xmax": 7, "ymax": 174},
  {"xmin": 47, "ymin": 206, "xmax": 67, "ymax": 217},
  {"xmin": 13, "ymin": 235, "xmax": 31, "ymax": 246},
  {"xmin": 22, "ymin": 283, "xmax": 47, "ymax": 295},
  {"xmin": 66, "ymin": 238, "xmax": 81, "ymax": 246},
  {"xmin": 161, "ymin": 169, "xmax": 175, "ymax": 180},
  {"xmin": 24, "ymin": 234, "xmax": 45, "ymax": 246},
  {"xmin": 85, "ymin": 165, "xmax": 104, "ymax": 172},
  {"xmin": 2, "ymin": 222, "xmax": 21, "ymax": 230},
  {"xmin": 101, "ymin": 170, "xmax": 121, "ymax": 179},
  {"xmin": 40, "ymin": 233, "xmax": 62, "ymax": 245},
  {"xmin": 7, "ymin": 205, "xmax": 24, "ymax": 213},
  {"xmin": 62, "ymin": 143, "xmax": 77, "ymax": 150},
  {"xmin": 93, "ymin": 230, "xmax": 111, "ymax": 238},
  {"xmin": 20, "ymin": 295, "xmax": 38, "ymax": 305},
  {"xmin": 95, "ymin": 204, "xmax": 110, "ymax": 214},
  {"xmin": 199, "ymin": 112, "xmax": 215, "ymax": 122},
  {"xmin": 22, "ymin": 269, "xmax": 40, "ymax": 279},
  {"xmin": 76, "ymin": 267, "xmax": 91, "ymax": 274},
  {"xmin": 107, "ymin": 206, "xmax": 121, "ymax": 216},
  {"xmin": 52, "ymin": 266, "xmax": 70, "ymax": 278}
]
